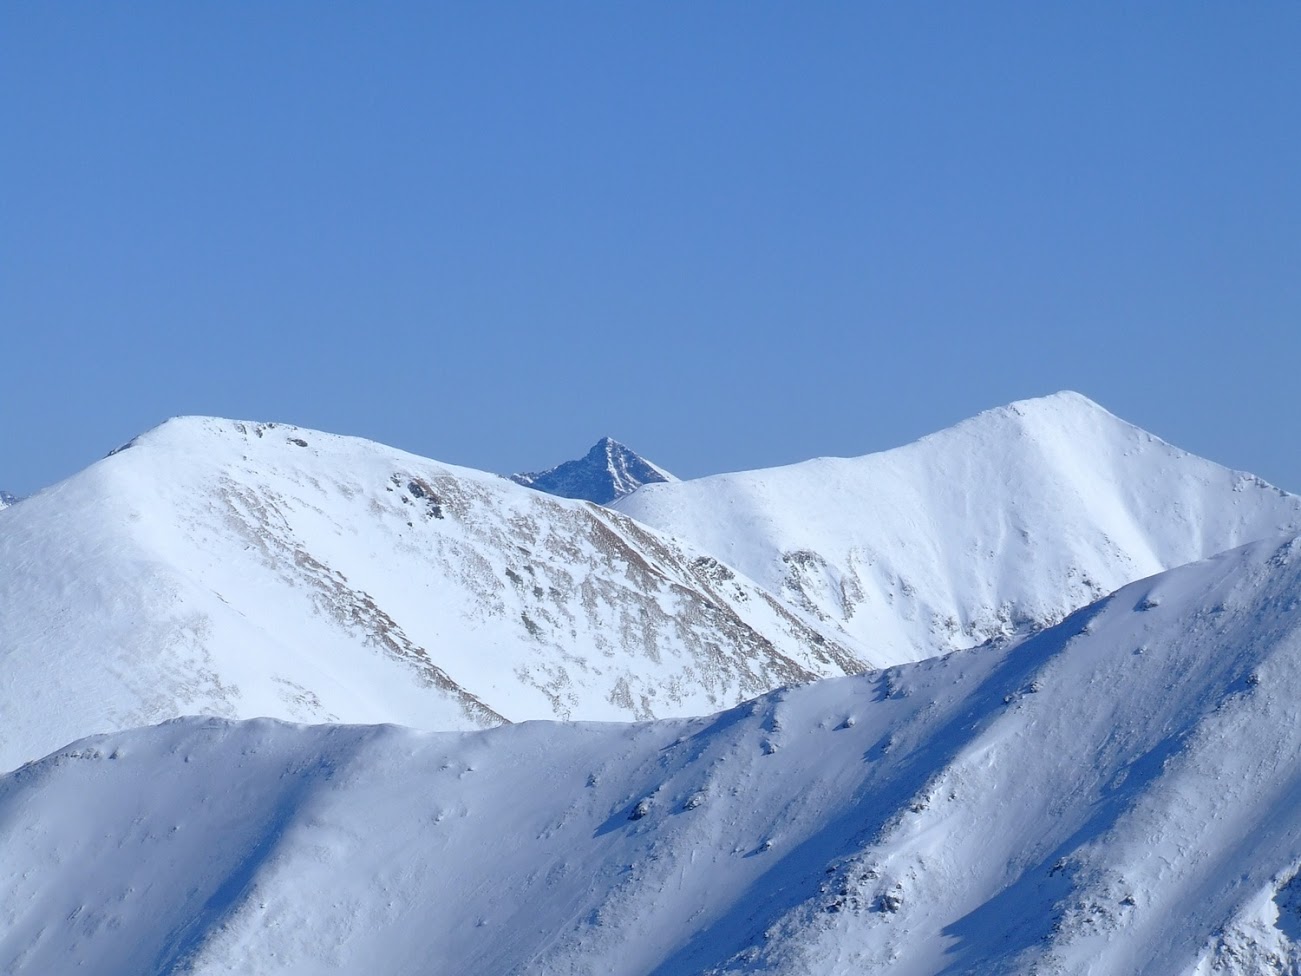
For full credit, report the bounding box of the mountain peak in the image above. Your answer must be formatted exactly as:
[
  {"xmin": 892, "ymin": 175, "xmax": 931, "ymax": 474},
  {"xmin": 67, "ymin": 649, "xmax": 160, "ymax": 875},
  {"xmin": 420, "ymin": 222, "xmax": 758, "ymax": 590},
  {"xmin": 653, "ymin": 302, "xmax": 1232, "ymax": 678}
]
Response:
[
  {"xmin": 957, "ymin": 390, "xmax": 1126, "ymax": 435},
  {"xmin": 1017, "ymin": 389, "xmax": 1104, "ymax": 410},
  {"xmin": 584, "ymin": 435, "xmax": 623, "ymax": 461},
  {"xmin": 615, "ymin": 394, "xmax": 1301, "ymax": 666},
  {"xmin": 512, "ymin": 438, "xmax": 676, "ymax": 505}
]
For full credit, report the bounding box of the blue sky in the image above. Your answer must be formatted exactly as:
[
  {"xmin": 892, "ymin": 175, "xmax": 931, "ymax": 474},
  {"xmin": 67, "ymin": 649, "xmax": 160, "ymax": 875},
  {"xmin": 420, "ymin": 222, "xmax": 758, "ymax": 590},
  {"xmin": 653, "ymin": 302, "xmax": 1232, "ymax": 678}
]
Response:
[{"xmin": 3, "ymin": 4, "xmax": 1299, "ymax": 495}]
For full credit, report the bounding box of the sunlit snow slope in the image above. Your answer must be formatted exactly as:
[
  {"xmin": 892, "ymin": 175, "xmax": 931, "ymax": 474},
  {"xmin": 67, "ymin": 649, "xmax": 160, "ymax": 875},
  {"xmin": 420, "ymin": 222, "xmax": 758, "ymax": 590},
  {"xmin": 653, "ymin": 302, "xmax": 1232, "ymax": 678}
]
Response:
[
  {"xmin": 614, "ymin": 392, "xmax": 1301, "ymax": 666},
  {"xmin": 7, "ymin": 534, "xmax": 1301, "ymax": 974},
  {"xmin": 0, "ymin": 418, "xmax": 860, "ymax": 771}
]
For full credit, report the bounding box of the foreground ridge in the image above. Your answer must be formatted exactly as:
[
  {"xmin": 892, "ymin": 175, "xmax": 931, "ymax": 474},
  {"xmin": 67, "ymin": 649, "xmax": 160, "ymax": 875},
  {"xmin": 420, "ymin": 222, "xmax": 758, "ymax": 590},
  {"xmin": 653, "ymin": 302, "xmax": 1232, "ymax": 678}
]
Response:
[{"xmin": 7, "ymin": 533, "xmax": 1301, "ymax": 973}]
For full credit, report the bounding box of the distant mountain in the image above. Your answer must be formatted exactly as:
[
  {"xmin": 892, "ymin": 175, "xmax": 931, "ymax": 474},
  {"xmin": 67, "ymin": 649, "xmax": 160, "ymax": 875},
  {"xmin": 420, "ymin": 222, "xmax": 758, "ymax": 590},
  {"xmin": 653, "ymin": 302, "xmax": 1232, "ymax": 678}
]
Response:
[
  {"xmin": 615, "ymin": 392, "xmax": 1301, "ymax": 667},
  {"xmin": 0, "ymin": 491, "xmax": 17, "ymax": 510},
  {"xmin": 0, "ymin": 417, "xmax": 860, "ymax": 771},
  {"xmin": 511, "ymin": 436, "xmax": 675, "ymax": 504},
  {"xmin": 11, "ymin": 533, "xmax": 1301, "ymax": 974}
]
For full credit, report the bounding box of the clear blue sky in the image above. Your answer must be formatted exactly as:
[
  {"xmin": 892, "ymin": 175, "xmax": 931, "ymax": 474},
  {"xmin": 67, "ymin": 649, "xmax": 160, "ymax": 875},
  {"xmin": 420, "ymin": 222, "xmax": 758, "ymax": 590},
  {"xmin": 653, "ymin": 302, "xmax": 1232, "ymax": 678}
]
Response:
[{"xmin": 3, "ymin": 4, "xmax": 1299, "ymax": 496}]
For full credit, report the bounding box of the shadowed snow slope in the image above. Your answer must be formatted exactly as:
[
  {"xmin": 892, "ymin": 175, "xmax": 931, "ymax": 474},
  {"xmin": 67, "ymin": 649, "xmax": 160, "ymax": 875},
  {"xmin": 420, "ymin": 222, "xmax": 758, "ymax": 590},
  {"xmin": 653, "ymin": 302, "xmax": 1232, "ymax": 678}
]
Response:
[
  {"xmin": 614, "ymin": 392, "xmax": 1301, "ymax": 667},
  {"xmin": 0, "ymin": 418, "xmax": 860, "ymax": 771},
  {"xmin": 8, "ymin": 534, "xmax": 1301, "ymax": 974}
]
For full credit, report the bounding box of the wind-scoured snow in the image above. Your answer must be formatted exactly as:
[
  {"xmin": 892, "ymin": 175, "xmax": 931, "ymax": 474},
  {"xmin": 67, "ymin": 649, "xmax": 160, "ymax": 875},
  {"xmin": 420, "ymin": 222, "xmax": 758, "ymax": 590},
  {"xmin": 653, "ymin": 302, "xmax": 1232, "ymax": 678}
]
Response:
[
  {"xmin": 614, "ymin": 392, "xmax": 1301, "ymax": 667},
  {"xmin": 7, "ymin": 533, "xmax": 1301, "ymax": 974},
  {"xmin": 0, "ymin": 418, "xmax": 860, "ymax": 772},
  {"xmin": 512, "ymin": 436, "xmax": 677, "ymax": 504}
]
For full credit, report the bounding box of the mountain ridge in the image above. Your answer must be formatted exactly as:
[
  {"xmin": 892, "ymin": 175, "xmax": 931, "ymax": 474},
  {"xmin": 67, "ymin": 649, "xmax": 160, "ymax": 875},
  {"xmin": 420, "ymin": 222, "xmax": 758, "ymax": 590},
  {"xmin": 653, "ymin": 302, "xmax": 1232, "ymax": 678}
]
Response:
[
  {"xmin": 614, "ymin": 390, "xmax": 1301, "ymax": 667},
  {"xmin": 6, "ymin": 392, "xmax": 1299, "ymax": 768},
  {"xmin": 0, "ymin": 415, "xmax": 861, "ymax": 772}
]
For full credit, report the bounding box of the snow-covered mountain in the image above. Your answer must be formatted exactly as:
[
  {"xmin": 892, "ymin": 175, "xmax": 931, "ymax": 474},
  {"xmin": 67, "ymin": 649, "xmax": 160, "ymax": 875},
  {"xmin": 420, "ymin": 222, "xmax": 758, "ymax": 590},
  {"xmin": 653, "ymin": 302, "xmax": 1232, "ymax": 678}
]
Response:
[
  {"xmin": 614, "ymin": 391, "xmax": 1301, "ymax": 667},
  {"xmin": 0, "ymin": 418, "xmax": 860, "ymax": 772},
  {"xmin": 0, "ymin": 491, "xmax": 17, "ymax": 510},
  {"xmin": 512, "ymin": 435, "xmax": 676, "ymax": 504},
  {"xmin": 8, "ymin": 532, "xmax": 1301, "ymax": 974},
  {"xmin": 6, "ymin": 395, "xmax": 1297, "ymax": 771}
]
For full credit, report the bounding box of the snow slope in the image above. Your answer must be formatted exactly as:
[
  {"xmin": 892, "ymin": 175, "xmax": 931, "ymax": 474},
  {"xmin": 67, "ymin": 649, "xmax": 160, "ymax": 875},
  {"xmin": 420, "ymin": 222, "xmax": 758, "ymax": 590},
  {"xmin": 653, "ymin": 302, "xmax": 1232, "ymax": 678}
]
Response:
[
  {"xmin": 512, "ymin": 436, "xmax": 676, "ymax": 504},
  {"xmin": 614, "ymin": 392, "xmax": 1301, "ymax": 667},
  {"xmin": 7, "ymin": 533, "xmax": 1301, "ymax": 974},
  {"xmin": 0, "ymin": 418, "xmax": 860, "ymax": 772}
]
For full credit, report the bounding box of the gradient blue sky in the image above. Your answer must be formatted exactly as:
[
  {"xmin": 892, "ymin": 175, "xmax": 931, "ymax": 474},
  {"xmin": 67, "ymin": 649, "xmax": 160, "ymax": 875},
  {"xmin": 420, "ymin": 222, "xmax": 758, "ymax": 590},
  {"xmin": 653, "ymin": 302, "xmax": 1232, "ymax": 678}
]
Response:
[{"xmin": 4, "ymin": 4, "xmax": 1299, "ymax": 496}]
